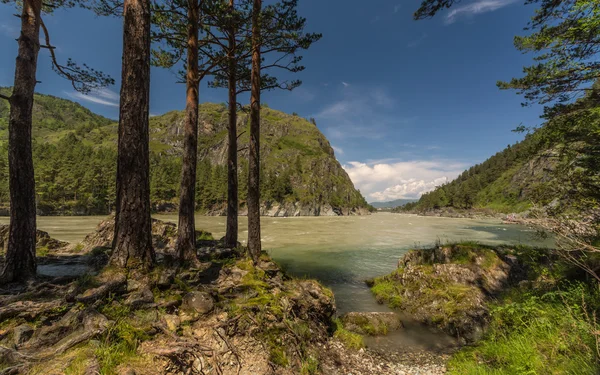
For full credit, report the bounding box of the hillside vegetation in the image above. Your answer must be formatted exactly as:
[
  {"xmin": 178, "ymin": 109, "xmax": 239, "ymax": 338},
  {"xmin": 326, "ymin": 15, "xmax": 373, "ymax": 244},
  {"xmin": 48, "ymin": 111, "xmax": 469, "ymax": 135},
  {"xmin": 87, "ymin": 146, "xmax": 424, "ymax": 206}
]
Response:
[
  {"xmin": 0, "ymin": 88, "xmax": 370, "ymax": 215},
  {"xmin": 397, "ymin": 84, "xmax": 600, "ymax": 215}
]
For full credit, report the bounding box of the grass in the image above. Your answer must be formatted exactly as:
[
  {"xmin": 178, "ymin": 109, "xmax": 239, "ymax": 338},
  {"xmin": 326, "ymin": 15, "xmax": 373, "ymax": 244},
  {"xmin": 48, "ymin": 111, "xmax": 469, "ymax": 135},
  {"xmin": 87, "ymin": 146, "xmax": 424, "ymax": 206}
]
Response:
[
  {"xmin": 448, "ymin": 283, "xmax": 600, "ymax": 375},
  {"xmin": 332, "ymin": 318, "xmax": 364, "ymax": 349}
]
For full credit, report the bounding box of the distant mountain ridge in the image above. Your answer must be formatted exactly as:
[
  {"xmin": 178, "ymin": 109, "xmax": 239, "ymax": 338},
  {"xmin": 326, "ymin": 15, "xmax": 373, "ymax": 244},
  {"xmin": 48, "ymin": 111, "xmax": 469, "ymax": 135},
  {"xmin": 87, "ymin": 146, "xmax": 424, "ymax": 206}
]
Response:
[
  {"xmin": 369, "ymin": 199, "xmax": 418, "ymax": 209},
  {"xmin": 396, "ymin": 97, "xmax": 600, "ymax": 216},
  {"xmin": 0, "ymin": 87, "xmax": 371, "ymax": 216}
]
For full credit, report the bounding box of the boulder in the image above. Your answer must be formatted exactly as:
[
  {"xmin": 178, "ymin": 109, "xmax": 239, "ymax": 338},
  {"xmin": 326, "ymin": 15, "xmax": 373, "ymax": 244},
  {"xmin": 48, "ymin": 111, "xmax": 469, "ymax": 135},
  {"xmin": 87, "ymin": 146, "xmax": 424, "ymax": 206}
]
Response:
[
  {"xmin": 289, "ymin": 280, "xmax": 336, "ymax": 323},
  {"xmin": 373, "ymin": 244, "xmax": 516, "ymax": 343},
  {"xmin": 340, "ymin": 312, "xmax": 403, "ymax": 336},
  {"xmin": 0, "ymin": 224, "xmax": 69, "ymax": 255},
  {"xmin": 181, "ymin": 291, "xmax": 214, "ymax": 315}
]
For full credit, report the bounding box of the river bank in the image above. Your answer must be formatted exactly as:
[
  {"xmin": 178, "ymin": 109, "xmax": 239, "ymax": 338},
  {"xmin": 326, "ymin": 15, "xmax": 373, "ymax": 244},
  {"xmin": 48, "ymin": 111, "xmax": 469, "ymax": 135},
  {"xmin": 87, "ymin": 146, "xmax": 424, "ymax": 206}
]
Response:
[
  {"xmin": 396, "ymin": 207, "xmax": 515, "ymax": 220},
  {"xmin": 0, "ymin": 220, "xmax": 456, "ymax": 375},
  {"xmin": 369, "ymin": 242, "xmax": 600, "ymax": 374}
]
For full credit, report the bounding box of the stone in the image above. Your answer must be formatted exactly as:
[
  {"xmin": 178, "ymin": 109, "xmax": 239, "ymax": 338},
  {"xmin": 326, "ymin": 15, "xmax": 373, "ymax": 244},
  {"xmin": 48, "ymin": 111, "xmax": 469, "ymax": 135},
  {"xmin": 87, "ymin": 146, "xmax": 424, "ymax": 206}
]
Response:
[
  {"xmin": 340, "ymin": 312, "xmax": 403, "ymax": 336},
  {"xmin": 13, "ymin": 324, "xmax": 34, "ymax": 346},
  {"xmin": 181, "ymin": 291, "xmax": 214, "ymax": 315},
  {"xmin": 125, "ymin": 287, "xmax": 155, "ymax": 308},
  {"xmin": 162, "ymin": 314, "xmax": 181, "ymax": 332}
]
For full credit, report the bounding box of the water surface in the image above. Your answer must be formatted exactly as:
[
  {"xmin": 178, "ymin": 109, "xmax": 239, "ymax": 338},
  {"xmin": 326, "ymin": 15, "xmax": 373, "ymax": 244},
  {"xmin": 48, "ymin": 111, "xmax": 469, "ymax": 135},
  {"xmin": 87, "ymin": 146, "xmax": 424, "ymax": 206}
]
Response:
[{"xmin": 0, "ymin": 213, "xmax": 553, "ymax": 313}]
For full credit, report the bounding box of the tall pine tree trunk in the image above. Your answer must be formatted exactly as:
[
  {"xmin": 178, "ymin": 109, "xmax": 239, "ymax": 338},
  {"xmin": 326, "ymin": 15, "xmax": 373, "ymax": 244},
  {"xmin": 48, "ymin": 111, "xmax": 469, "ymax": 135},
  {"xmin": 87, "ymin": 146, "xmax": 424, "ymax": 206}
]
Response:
[
  {"xmin": 225, "ymin": 0, "xmax": 238, "ymax": 248},
  {"xmin": 176, "ymin": 0, "xmax": 200, "ymax": 262},
  {"xmin": 247, "ymin": 0, "xmax": 261, "ymax": 262},
  {"xmin": 1, "ymin": 0, "xmax": 42, "ymax": 283},
  {"xmin": 110, "ymin": 0, "xmax": 155, "ymax": 270}
]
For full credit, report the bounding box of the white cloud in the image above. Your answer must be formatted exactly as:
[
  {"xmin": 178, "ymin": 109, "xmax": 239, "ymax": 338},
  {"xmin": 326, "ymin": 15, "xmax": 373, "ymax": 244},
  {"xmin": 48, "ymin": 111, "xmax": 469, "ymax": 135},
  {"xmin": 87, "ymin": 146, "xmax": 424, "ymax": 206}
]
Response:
[
  {"xmin": 315, "ymin": 85, "xmax": 413, "ymax": 140},
  {"xmin": 343, "ymin": 159, "xmax": 468, "ymax": 201},
  {"xmin": 394, "ymin": 4, "xmax": 402, "ymax": 13},
  {"xmin": 445, "ymin": 0, "xmax": 519, "ymax": 24},
  {"xmin": 66, "ymin": 88, "xmax": 119, "ymax": 107},
  {"xmin": 341, "ymin": 81, "xmax": 350, "ymax": 88}
]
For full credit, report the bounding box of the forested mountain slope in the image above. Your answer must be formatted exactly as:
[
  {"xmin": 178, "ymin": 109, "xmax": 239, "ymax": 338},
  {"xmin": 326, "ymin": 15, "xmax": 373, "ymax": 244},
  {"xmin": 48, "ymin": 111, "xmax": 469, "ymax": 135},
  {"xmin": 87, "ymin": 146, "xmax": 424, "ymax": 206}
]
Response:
[
  {"xmin": 0, "ymin": 88, "xmax": 370, "ymax": 216},
  {"xmin": 398, "ymin": 90, "xmax": 600, "ymax": 215}
]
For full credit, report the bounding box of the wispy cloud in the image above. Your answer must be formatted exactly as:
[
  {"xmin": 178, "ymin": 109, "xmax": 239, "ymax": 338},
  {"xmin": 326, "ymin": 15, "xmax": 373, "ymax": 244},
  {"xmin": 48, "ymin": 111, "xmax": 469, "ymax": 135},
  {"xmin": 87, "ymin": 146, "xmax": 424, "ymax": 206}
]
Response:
[
  {"xmin": 343, "ymin": 159, "xmax": 469, "ymax": 201},
  {"xmin": 445, "ymin": 0, "xmax": 519, "ymax": 24},
  {"xmin": 407, "ymin": 33, "xmax": 428, "ymax": 48},
  {"xmin": 393, "ymin": 4, "xmax": 402, "ymax": 13},
  {"xmin": 315, "ymin": 85, "xmax": 414, "ymax": 140},
  {"xmin": 332, "ymin": 145, "xmax": 344, "ymax": 155},
  {"xmin": 66, "ymin": 88, "xmax": 119, "ymax": 107},
  {"xmin": 341, "ymin": 81, "xmax": 350, "ymax": 88}
]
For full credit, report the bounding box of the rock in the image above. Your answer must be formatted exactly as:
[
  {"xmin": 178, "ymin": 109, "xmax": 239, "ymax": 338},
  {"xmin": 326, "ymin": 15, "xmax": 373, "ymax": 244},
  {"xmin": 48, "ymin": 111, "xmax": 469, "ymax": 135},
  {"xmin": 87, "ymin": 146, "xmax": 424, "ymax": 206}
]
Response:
[
  {"xmin": 374, "ymin": 244, "xmax": 517, "ymax": 342},
  {"xmin": 181, "ymin": 291, "xmax": 214, "ymax": 315},
  {"xmin": 340, "ymin": 312, "xmax": 403, "ymax": 336},
  {"xmin": 289, "ymin": 280, "xmax": 336, "ymax": 322},
  {"xmin": 13, "ymin": 324, "xmax": 34, "ymax": 346},
  {"xmin": 0, "ymin": 224, "xmax": 69, "ymax": 255},
  {"xmin": 162, "ymin": 314, "xmax": 181, "ymax": 332},
  {"xmin": 81, "ymin": 217, "xmax": 213, "ymax": 254},
  {"xmin": 125, "ymin": 287, "xmax": 154, "ymax": 308},
  {"xmin": 216, "ymin": 266, "xmax": 249, "ymax": 294}
]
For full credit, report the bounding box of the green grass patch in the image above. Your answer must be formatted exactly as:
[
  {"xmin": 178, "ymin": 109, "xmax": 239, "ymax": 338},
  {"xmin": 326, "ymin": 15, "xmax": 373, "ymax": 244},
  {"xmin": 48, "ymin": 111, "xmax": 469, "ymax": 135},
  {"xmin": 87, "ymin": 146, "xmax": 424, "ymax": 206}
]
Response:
[
  {"xmin": 448, "ymin": 283, "xmax": 600, "ymax": 375},
  {"xmin": 332, "ymin": 318, "xmax": 364, "ymax": 349}
]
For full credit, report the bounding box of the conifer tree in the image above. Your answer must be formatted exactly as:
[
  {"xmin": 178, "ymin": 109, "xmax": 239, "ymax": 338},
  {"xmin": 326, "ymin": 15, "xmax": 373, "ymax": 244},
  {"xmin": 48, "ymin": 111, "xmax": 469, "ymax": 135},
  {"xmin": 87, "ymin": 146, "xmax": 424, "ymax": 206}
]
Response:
[{"xmin": 0, "ymin": 0, "xmax": 112, "ymax": 283}]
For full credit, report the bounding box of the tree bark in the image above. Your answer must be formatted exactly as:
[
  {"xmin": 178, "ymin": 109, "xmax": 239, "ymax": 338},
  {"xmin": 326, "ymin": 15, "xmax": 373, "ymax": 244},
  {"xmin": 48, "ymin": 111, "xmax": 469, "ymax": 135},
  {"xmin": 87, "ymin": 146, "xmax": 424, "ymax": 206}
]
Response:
[
  {"xmin": 247, "ymin": 0, "xmax": 262, "ymax": 262},
  {"xmin": 1, "ymin": 0, "xmax": 42, "ymax": 284},
  {"xmin": 176, "ymin": 0, "xmax": 200, "ymax": 263},
  {"xmin": 224, "ymin": 0, "xmax": 238, "ymax": 248},
  {"xmin": 110, "ymin": 0, "xmax": 155, "ymax": 270}
]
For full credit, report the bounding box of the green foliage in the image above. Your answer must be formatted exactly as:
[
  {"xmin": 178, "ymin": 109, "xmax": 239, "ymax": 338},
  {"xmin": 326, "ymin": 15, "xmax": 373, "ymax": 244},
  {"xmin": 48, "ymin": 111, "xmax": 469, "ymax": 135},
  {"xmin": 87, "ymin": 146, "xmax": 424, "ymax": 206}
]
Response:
[
  {"xmin": 398, "ymin": 98, "xmax": 600, "ymax": 214},
  {"xmin": 332, "ymin": 318, "xmax": 365, "ymax": 350},
  {"xmin": 497, "ymin": 0, "xmax": 600, "ymax": 113},
  {"xmin": 0, "ymin": 90, "xmax": 369, "ymax": 214},
  {"xmin": 448, "ymin": 283, "xmax": 600, "ymax": 375}
]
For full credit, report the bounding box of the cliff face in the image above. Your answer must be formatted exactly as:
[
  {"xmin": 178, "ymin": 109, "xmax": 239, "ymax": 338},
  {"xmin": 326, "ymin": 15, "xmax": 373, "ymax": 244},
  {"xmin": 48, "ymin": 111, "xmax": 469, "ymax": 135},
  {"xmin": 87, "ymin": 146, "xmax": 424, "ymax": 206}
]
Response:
[
  {"xmin": 0, "ymin": 89, "xmax": 370, "ymax": 216},
  {"xmin": 148, "ymin": 104, "xmax": 371, "ymax": 216}
]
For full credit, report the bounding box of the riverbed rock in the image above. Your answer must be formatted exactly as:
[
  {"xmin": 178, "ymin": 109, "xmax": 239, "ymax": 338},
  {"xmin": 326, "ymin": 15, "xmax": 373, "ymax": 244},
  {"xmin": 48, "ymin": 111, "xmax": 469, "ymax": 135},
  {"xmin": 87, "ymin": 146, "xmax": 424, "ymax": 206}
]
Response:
[
  {"xmin": 341, "ymin": 312, "xmax": 403, "ymax": 335},
  {"xmin": 0, "ymin": 224, "xmax": 69, "ymax": 255},
  {"xmin": 372, "ymin": 244, "xmax": 518, "ymax": 343},
  {"xmin": 80, "ymin": 217, "xmax": 213, "ymax": 254},
  {"xmin": 181, "ymin": 291, "xmax": 214, "ymax": 315}
]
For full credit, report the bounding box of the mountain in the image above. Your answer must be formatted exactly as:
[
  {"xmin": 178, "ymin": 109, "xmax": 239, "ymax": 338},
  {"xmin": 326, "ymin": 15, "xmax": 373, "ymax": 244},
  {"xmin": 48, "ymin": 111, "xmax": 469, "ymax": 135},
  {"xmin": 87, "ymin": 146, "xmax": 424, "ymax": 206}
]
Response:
[
  {"xmin": 396, "ymin": 93, "xmax": 600, "ymax": 216},
  {"xmin": 369, "ymin": 199, "xmax": 418, "ymax": 209},
  {"xmin": 0, "ymin": 87, "xmax": 371, "ymax": 216}
]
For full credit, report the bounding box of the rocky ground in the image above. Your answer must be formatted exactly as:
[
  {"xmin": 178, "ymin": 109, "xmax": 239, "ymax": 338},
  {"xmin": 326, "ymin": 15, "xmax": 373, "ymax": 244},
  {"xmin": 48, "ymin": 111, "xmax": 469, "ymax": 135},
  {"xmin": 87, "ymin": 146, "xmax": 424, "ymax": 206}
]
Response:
[
  {"xmin": 369, "ymin": 243, "xmax": 535, "ymax": 343},
  {"xmin": 0, "ymin": 218, "xmax": 456, "ymax": 375}
]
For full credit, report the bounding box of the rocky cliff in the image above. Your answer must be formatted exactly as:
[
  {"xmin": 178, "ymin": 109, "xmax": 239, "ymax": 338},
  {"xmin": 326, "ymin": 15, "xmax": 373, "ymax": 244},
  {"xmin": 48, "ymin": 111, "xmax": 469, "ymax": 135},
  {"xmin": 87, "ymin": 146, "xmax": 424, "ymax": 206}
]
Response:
[{"xmin": 0, "ymin": 88, "xmax": 371, "ymax": 216}]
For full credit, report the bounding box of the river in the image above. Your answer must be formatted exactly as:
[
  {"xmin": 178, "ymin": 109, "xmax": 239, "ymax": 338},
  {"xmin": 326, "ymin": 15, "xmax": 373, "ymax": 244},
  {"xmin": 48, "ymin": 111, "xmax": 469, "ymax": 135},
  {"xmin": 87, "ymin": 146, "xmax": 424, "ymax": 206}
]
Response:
[{"xmin": 0, "ymin": 212, "xmax": 553, "ymax": 314}]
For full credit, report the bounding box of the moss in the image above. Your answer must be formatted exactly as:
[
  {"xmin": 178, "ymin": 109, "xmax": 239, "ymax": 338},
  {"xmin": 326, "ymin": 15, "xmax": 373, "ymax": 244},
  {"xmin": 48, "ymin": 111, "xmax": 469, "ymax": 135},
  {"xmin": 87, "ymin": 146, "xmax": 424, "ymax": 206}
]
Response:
[
  {"xmin": 332, "ymin": 319, "xmax": 364, "ymax": 350},
  {"xmin": 342, "ymin": 314, "xmax": 389, "ymax": 336},
  {"xmin": 371, "ymin": 278, "xmax": 402, "ymax": 308},
  {"xmin": 36, "ymin": 246, "xmax": 50, "ymax": 257}
]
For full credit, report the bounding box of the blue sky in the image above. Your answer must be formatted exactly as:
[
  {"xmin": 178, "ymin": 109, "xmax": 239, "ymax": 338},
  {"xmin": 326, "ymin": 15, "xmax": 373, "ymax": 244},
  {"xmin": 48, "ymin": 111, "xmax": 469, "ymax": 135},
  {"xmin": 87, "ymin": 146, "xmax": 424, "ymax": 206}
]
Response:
[{"xmin": 0, "ymin": 0, "xmax": 543, "ymax": 202}]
